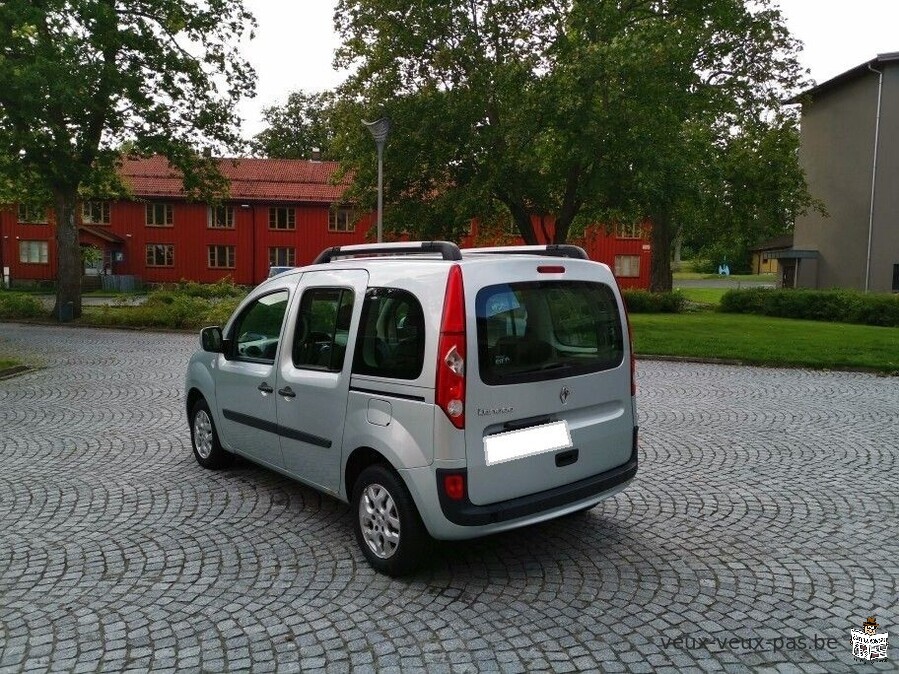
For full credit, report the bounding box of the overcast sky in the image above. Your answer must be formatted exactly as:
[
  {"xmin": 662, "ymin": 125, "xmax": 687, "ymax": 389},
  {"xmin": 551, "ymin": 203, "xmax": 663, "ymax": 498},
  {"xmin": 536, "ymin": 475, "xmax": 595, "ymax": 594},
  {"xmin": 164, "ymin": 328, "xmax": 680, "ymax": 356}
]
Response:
[{"xmin": 238, "ymin": 0, "xmax": 899, "ymax": 138}]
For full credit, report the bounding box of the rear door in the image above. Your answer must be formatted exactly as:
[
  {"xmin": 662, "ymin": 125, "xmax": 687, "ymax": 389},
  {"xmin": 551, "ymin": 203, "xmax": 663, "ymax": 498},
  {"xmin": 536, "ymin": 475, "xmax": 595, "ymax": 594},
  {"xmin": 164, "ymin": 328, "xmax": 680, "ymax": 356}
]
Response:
[{"xmin": 463, "ymin": 259, "xmax": 634, "ymax": 505}]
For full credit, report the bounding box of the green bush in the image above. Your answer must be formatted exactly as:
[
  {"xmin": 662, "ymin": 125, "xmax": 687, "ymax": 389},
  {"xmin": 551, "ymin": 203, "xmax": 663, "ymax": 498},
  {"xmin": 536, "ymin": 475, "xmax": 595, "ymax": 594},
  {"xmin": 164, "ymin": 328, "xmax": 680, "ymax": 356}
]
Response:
[
  {"xmin": 154, "ymin": 277, "xmax": 248, "ymax": 299},
  {"xmin": 84, "ymin": 295, "xmax": 242, "ymax": 330},
  {"xmin": 720, "ymin": 289, "xmax": 899, "ymax": 327},
  {"xmin": 0, "ymin": 292, "xmax": 45, "ymax": 319},
  {"xmin": 622, "ymin": 290, "xmax": 686, "ymax": 313}
]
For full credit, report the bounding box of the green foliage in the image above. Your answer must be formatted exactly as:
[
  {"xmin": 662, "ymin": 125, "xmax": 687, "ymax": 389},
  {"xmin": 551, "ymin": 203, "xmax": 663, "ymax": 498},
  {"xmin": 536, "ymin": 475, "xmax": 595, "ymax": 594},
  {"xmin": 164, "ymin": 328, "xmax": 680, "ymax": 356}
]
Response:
[
  {"xmin": 83, "ymin": 294, "xmax": 242, "ymax": 330},
  {"xmin": 155, "ymin": 277, "xmax": 248, "ymax": 300},
  {"xmin": 331, "ymin": 0, "xmax": 811, "ymax": 290},
  {"xmin": 80, "ymin": 245, "xmax": 103, "ymax": 267},
  {"xmin": 0, "ymin": 0, "xmax": 257, "ymax": 317},
  {"xmin": 720, "ymin": 289, "xmax": 899, "ymax": 327},
  {"xmin": 254, "ymin": 91, "xmax": 338, "ymax": 159},
  {"xmin": 0, "ymin": 292, "xmax": 44, "ymax": 319},
  {"xmin": 684, "ymin": 113, "xmax": 822, "ymax": 275},
  {"xmin": 87, "ymin": 281, "xmax": 248, "ymax": 328},
  {"xmin": 622, "ymin": 290, "xmax": 686, "ymax": 314}
]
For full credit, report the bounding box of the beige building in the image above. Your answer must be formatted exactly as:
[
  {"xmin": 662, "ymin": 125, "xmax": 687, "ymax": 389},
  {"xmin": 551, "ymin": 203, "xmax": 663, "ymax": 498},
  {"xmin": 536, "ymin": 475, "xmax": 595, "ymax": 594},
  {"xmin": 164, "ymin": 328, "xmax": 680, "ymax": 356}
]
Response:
[{"xmin": 778, "ymin": 52, "xmax": 899, "ymax": 292}]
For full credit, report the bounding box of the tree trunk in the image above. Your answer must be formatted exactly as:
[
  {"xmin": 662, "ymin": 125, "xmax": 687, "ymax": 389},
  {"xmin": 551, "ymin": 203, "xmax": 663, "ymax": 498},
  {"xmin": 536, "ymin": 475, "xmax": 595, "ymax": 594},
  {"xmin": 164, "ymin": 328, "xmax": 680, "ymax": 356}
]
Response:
[
  {"xmin": 553, "ymin": 211, "xmax": 571, "ymax": 244},
  {"xmin": 509, "ymin": 201, "xmax": 537, "ymax": 244},
  {"xmin": 672, "ymin": 224, "xmax": 683, "ymax": 268},
  {"xmin": 52, "ymin": 188, "xmax": 82, "ymax": 320},
  {"xmin": 649, "ymin": 210, "xmax": 674, "ymax": 292},
  {"xmin": 552, "ymin": 164, "xmax": 583, "ymax": 244}
]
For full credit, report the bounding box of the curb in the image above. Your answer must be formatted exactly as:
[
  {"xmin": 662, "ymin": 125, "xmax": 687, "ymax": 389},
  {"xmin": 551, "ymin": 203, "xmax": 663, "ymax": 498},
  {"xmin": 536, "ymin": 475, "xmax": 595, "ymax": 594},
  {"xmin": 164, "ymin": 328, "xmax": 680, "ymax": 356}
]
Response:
[{"xmin": 0, "ymin": 365, "xmax": 32, "ymax": 380}]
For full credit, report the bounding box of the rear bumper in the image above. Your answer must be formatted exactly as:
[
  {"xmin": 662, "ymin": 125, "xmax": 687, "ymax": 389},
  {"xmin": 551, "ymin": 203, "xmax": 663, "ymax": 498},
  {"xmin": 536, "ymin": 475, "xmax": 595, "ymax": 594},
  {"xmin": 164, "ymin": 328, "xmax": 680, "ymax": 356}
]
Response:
[
  {"xmin": 399, "ymin": 429, "xmax": 638, "ymax": 540},
  {"xmin": 436, "ymin": 443, "xmax": 638, "ymax": 526}
]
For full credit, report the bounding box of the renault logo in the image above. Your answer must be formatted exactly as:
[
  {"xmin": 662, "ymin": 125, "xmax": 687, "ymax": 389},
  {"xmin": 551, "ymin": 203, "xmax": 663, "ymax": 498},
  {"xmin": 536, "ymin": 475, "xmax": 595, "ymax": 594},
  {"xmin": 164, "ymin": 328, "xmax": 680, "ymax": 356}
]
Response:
[{"xmin": 560, "ymin": 386, "xmax": 571, "ymax": 405}]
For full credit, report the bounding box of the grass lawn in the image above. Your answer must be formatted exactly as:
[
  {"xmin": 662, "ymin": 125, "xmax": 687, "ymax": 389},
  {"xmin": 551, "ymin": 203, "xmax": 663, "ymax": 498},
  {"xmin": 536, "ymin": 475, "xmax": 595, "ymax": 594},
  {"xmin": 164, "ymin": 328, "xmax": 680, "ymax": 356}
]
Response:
[
  {"xmin": 677, "ymin": 287, "xmax": 728, "ymax": 306},
  {"xmin": 630, "ymin": 313, "xmax": 899, "ymax": 373},
  {"xmin": 0, "ymin": 358, "xmax": 20, "ymax": 370}
]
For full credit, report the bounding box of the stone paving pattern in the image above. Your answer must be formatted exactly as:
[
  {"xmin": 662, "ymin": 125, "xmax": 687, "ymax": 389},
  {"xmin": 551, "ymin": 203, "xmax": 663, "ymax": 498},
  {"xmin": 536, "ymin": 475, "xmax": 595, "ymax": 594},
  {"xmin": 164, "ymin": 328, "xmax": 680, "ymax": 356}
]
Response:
[{"xmin": 0, "ymin": 323, "xmax": 895, "ymax": 673}]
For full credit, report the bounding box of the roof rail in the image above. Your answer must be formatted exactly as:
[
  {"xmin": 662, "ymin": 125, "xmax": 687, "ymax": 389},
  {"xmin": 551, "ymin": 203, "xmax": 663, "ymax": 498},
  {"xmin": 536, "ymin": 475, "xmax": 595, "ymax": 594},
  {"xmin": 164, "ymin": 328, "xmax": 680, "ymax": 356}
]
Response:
[
  {"xmin": 313, "ymin": 241, "xmax": 462, "ymax": 265},
  {"xmin": 463, "ymin": 244, "xmax": 589, "ymax": 260}
]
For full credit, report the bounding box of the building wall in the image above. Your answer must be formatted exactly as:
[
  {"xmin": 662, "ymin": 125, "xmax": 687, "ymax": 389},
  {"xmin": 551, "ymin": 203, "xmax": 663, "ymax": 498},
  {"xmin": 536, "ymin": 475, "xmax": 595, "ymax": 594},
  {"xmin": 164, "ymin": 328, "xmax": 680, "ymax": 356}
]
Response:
[
  {"xmin": 0, "ymin": 205, "xmax": 59, "ymax": 282},
  {"xmin": 0, "ymin": 201, "xmax": 372, "ymax": 286},
  {"xmin": 793, "ymin": 67, "xmax": 895, "ymax": 290},
  {"xmin": 1, "ymin": 200, "xmax": 652, "ymax": 289},
  {"xmin": 460, "ymin": 217, "xmax": 652, "ymax": 290},
  {"xmin": 751, "ymin": 253, "xmax": 778, "ymax": 275},
  {"xmin": 869, "ymin": 65, "xmax": 899, "ymax": 292},
  {"xmin": 104, "ymin": 200, "xmax": 370, "ymax": 284}
]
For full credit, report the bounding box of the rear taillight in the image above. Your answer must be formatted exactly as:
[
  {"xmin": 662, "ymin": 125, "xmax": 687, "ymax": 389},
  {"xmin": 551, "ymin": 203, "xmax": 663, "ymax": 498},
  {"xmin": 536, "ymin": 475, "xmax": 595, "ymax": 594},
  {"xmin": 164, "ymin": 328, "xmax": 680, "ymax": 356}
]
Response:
[{"xmin": 436, "ymin": 264, "xmax": 466, "ymax": 428}]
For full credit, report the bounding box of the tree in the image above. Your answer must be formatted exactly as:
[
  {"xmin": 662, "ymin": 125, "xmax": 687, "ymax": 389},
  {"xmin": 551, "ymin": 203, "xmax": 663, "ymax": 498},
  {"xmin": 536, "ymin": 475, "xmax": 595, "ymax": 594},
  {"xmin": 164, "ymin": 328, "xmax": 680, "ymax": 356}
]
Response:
[
  {"xmin": 684, "ymin": 111, "xmax": 820, "ymax": 273},
  {"xmin": 0, "ymin": 0, "xmax": 256, "ymax": 318},
  {"xmin": 253, "ymin": 90, "xmax": 338, "ymax": 159},
  {"xmin": 332, "ymin": 0, "xmax": 810, "ymax": 290}
]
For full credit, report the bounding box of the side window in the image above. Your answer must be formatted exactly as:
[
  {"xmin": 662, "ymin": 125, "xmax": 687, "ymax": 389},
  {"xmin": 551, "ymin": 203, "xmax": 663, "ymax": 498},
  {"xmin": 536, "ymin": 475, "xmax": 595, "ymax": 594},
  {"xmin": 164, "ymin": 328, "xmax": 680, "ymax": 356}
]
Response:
[
  {"xmin": 232, "ymin": 290, "xmax": 289, "ymax": 362},
  {"xmin": 292, "ymin": 288, "xmax": 354, "ymax": 371},
  {"xmin": 352, "ymin": 288, "xmax": 425, "ymax": 380}
]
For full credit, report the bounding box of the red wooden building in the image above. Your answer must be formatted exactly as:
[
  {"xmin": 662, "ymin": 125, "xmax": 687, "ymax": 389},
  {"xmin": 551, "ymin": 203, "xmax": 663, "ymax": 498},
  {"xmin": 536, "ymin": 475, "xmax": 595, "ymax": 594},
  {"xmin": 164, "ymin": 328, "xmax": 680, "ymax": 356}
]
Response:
[{"xmin": 0, "ymin": 156, "xmax": 651, "ymax": 288}]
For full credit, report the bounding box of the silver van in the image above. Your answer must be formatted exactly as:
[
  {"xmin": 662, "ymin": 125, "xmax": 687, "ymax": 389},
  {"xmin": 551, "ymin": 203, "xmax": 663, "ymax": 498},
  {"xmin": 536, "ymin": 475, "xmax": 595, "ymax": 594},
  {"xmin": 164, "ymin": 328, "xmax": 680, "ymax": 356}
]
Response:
[{"xmin": 185, "ymin": 242, "xmax": 637, "ymax": 575}]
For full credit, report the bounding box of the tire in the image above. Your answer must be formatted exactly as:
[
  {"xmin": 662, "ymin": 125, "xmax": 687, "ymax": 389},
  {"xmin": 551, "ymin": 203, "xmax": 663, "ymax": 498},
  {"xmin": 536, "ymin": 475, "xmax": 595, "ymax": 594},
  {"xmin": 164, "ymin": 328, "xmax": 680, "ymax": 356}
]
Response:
[
  {"xmin": 352, "ymin": 464, "xmax": 428, "ymax": 577},
  {"xmin": 190, "ymin": 399, "xmax": 233, "ymax": 469}
]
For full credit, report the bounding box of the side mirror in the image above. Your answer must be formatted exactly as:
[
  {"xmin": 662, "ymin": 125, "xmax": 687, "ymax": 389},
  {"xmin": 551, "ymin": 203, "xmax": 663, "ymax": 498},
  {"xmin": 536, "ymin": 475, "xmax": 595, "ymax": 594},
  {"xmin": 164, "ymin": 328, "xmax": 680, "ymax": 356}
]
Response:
[{"xmin": 200, "ymin": 326, "xmax": 224, "ymax": 353}]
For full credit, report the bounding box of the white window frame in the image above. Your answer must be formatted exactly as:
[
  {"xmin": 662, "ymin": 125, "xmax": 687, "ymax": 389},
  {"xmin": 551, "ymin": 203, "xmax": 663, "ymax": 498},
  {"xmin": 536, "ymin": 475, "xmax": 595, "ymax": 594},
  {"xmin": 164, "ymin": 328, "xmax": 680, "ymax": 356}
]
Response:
[
  {"xmin": 269, "ymin": 247, "xmax": 295, "ymax": 267},
  {"xmin": 82, "ymin": 201, "xmax": 111, "ymax": 225},
  {"xmin": 17, "ymin": 205, "xmax": 47, "ymax": 224},
  {"xmin": 208, "ymin": 245, "xmax": 236, "ymax": 269},
  {"xmin": 614, "ymin": 255, "xmax": 641, "ymax": 278},
  {"xmin": 615, "ymin": 222, "xmax": 643, "ymax": 239},
  {"xmin": 146, "ymin": 203, "xmax": 174, "ymax": 227},
  {"xmin": 269, "ymin": 207, "xmax": 295, "ymax": 230},
  {"xmin": 146, "ymin": 244, "xmax": 174, "ymax": 267},
  {"xmin": 329, "ymin": 207, "xmax": 356, "ymax": 233},
  {"xmin": 208, "ymin": 205, "xmax": 234, "ymax": 229},
  {"xmin": 19, "ymin": 240, "xmax": 49, "ymax": 264}
]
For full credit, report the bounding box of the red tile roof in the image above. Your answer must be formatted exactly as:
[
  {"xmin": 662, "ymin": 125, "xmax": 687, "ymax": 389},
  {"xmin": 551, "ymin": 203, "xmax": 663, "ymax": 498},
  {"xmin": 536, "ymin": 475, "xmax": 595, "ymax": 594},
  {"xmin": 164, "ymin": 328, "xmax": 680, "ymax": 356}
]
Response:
[{"xmin": 119, "ymin": 155, "xmax": 350, "ymax": 203}]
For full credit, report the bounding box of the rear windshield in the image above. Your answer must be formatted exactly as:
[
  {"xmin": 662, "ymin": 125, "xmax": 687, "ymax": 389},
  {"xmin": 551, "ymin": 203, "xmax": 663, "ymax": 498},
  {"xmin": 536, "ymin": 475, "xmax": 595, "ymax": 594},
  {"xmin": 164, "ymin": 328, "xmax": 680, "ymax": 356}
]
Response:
[{"xmin": 476, "ymin": 281, "xmax": 624, "ymax": 385}]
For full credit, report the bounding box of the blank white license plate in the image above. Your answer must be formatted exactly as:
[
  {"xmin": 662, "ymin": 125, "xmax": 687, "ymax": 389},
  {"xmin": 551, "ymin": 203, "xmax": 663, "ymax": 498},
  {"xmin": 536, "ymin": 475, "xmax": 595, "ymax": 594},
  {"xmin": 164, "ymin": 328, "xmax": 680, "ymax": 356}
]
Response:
[{"xmin": 483, "ymin": 420, "xmax": 572, "ymax": 466}]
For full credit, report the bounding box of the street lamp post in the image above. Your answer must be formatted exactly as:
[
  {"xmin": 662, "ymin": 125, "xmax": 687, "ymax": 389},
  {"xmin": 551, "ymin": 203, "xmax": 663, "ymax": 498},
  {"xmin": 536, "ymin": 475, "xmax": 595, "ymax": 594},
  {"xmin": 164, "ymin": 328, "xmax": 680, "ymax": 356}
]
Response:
[{"xmin": 363, "ymin": 117, "xmax": 391, "ymax": 243}]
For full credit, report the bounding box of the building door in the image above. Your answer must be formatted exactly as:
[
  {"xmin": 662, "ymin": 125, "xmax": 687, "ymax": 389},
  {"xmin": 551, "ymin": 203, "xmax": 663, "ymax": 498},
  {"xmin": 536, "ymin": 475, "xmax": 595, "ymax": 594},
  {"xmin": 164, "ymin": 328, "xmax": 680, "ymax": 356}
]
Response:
[
  {"xmin": 893, "ymin": 264, "xmax": 899, "ymax": 292},
  {"xmin": 781, "ymin": 260, "xmax": 796, "ymax": 289}
]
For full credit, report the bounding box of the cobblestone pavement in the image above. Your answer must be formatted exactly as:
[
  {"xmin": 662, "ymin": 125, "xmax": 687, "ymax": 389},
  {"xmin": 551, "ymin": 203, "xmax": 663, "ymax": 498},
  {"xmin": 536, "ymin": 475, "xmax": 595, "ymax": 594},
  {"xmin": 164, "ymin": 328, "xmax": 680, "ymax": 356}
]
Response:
[{"xmin": 0, "ymin": 323, "xmax": 895, "ymax": 673}]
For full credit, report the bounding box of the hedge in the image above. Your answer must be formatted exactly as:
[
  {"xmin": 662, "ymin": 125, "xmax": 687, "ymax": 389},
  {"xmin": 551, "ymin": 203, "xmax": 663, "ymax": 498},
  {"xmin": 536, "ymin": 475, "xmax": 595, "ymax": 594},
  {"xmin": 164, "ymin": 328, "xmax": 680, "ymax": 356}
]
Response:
[
  {"xmin": 720, "ymin": 288, "xmax": 899, "ymax": 327},
  {"xmin": 0, "ymin": 292, "xmax": 45, "ymax": 319},
  {"xmin": 621, "ymin": 290, "xmax": 686, "ymax": 313}
]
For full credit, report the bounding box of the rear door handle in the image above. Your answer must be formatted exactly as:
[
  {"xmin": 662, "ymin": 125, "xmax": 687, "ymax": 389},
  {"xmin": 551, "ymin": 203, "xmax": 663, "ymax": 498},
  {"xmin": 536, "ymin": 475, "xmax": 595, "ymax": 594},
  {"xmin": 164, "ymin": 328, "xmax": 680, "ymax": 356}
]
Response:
[
  {"xmin": 278, "ymin": 386, "xmax": 296, "ymax": 399},
  {"xmin": 257, "ymin": 382, "xmax": 274, "ymax": 394}
]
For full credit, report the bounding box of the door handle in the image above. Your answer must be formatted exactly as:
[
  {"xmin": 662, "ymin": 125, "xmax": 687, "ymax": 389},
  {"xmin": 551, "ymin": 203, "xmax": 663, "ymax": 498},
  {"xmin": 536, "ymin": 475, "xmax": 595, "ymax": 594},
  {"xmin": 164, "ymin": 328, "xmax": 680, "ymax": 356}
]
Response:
[
  {"xmin": 278, "ymin": 386, "xmax": 296, "ymax": 399},
  {"xmin": 257, "ymin": 382, "xmax": 274, "ymax": 394}
]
